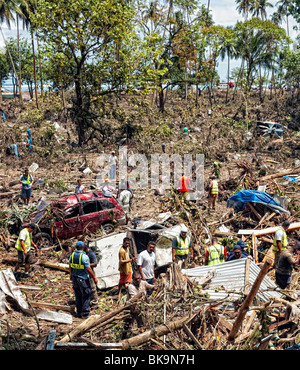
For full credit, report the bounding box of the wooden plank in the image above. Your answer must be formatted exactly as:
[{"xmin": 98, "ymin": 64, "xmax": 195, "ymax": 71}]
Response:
[
  {"xmin": 244, "ymin": 257, "xmax": 250, "ymax": 294},
  {"xmin": 30, "ymin": 301, "xmax": 73, "ymax": 312},
  {"xmin": 55, "ymin": 342, "xmax": 123, "ymax": 349},
  {"xmin": 238, "ymin": 222, "xmax": 300, "ymax": 237},
  {"xmin": 243, "ymin": 310, "xmax": 257, "ymax": 333},
  {"xmin": 247, "ymin": 202, "xmax": 262, "ymax": 220},
  {"xmin": 18, "ymin": 285, "xmax": 41, "ymax": 291},
  {"xmin": 182, "ymin": 323, "xmax": 203, "ymax": 349},
  {"xmin": 268, "ymin": 319, "xmax": 291, "ymax": 332}
]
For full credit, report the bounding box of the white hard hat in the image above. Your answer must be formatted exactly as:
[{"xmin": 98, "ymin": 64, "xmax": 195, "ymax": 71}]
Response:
[{"xmin": 181, "ymin": 225, "xmax": 188, "ymax": 233}]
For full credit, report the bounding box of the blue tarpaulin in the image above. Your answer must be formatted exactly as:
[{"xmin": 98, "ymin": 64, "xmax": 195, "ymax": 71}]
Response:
[{"xmin": 227, "ymin": 190, "xmax": 290, "ymax": 215}]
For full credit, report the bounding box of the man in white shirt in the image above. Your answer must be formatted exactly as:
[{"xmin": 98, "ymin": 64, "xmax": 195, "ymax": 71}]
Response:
[
  {"xmin": 75, "ymin": 179, "xmax": 85, "ymax": 194},
  {"xmin": 109, "ymin": 151, "xmax": 118, "ymax": 180},
  {"xmin": 119, "ymin": 189, "xmax": 133, "ymax": 219},
  {"xmin": 137, "ymin": 241, "xmax": 156, "ymax": 286}
]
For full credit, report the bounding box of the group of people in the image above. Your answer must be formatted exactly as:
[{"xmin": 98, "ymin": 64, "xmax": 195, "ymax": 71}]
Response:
[
  {"xmin": 178, "ymin": 174, "xmax": 219, "ymax": 210},
  {"xmin": 13, "ymin": 214, "xmax": 299, "ymax": 327},
  {"xmin": 204, "ymin": 219, "xmax": 300, "ymax": 291},
  {"xmin": 205, "ymin": 238, "xmax": 249, "ymax": 266}
]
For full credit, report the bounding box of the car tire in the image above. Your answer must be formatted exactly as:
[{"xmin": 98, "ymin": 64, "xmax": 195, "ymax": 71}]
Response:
[
  {"xmin": 102, "ymin": 223, "xmax": 115, "ymax": 234},
  {"xmin": 34, "ymin": 232, "xmax": 53, "ymax": 249}
]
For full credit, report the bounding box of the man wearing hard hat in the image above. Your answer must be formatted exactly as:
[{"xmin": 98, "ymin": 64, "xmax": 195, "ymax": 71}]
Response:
[{"xmin": 172, "ymin": 225, "xmax": 194, "ymax": 269}]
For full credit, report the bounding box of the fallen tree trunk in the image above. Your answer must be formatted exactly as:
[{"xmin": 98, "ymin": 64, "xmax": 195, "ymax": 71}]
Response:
[
  {"xmin": 38, "ymin": 260, "xmax": 69, "ymax": 273},
  {"xmin": 59, "ymin": 292, "xmax": 143, "ymax": 343},
  {"xmin": 121, "ymin": 316, "xmax": 188, "ymax": 350},
  {"xmin": 260, "ymin": 166, "xmax": 300, "ymax": 181},
  {"xmin": 227, "ymin": 258, "xmax": 273, "ymax": 342},
  {"xmin": 0, "ymin": 190, "xmax": 19, "ymax": 198}
]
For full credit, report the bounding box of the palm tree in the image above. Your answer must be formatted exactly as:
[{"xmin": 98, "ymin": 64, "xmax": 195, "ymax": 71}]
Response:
[
  {"xmin": 0, "ymin": 0, "xmax": 23, "ymax": 104},
  {"xmin": 271, "ymin": 11, "xmax": 283, "ymax": 25},
  {"xmin": 276, "ymin": 0, "xmax": 291, "ymax": 37},
  {"xmin": 235, "ymin": 0, "xmax": 253, "ymax": 20},
  {"xmin": 250, "ymin": 0, "xmax": 273, "ymax": 20},
  {"xmin": 219, "ymin": 28, "xmax": 238, "ymax": 103},
  {"xmin": 18, "ymin": 0, "xmax": 39, "ymax": 108}
]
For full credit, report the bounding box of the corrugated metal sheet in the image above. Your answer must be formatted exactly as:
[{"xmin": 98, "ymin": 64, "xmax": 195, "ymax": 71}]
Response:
[{"xmin": 182, "ymin": 258, "xmax": 282, "ymax": 304}]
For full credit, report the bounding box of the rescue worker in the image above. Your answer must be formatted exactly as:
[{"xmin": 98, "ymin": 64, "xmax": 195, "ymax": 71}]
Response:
[
  {"xmin": 179, "ymin": 175, "xmax": 191, "ymax": 201},
  {"xmin": 69, "ymin": 241, "xmax": 98, "ymax": 318},
  {"xmin": 205, "ymin": 237, "xmax": 227, "ymax": 265},
  {"xmin": 172, "ymin": 225, "xmax": 193, "ymax": 269},
  {"xmin": 14, "ymin": 223, "xmax": 39, "ymax": 277},
  {"xmin": 19, "ymin": 168, "xmax": 34, "ymax": 205},
  {"xmin": 273, "ymin": 221, "xmax": 290, "ymax": 268},
  {"xmin": 208, "ymin": 176, "xmax": 218, "ymax": 210}
]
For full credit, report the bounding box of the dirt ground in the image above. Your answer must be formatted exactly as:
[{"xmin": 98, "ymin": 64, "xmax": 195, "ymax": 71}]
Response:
[{"xmin": 0, "ymin": 89, "xmax": 299, "ymax": 350}]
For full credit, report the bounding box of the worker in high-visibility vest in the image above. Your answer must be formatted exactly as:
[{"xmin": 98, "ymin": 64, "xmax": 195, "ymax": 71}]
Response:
[
  {"xmin": 172, "ymin": 225, "xmax": 193, "ymax": 269},
  {"xmin": 179, "ymin": 175, "xmax": 191, "ymax": 201},
  {"xmin": 273, "ymin": 221, "xmax": 290, "ymax": 268},
  {"xmin": 19, "ymin": 168, "xmax": 34, "ymax": 205},
  {"xmin": 205, "ymin": 238, "xmax": 227, "ymax": 265},
  {"xmin": 14, "ymin": 223, "xmax": 39, "ymax": 277},
  {"xmin": 69, "ymin": 241, "xmax": 98, "ymax": 318},
  {"xmin": 208, "ymin": 176, "xmax": 218, "ymax": 210}
]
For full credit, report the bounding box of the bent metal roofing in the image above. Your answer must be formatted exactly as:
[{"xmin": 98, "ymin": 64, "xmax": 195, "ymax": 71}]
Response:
[{"xmin": 182, "ymin": 257, "xmax": 282, "ymax": 305}]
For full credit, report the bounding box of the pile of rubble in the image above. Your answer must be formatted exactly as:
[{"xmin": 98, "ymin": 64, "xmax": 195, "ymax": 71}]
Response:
[{"xmin": 0, "ymin": 148, "xmax": 300, "ymax": 351}]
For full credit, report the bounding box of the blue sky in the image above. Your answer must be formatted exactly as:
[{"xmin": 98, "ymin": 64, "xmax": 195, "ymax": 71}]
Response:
[{"xmin": 0, "ymin": 0, "xmax": 298, "ymax": 82}]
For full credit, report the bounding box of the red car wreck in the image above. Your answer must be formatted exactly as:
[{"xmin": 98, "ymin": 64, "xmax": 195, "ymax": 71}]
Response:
[{"xmin": 26, "ymin": 191, "xmax": 126, "ymax": 246}]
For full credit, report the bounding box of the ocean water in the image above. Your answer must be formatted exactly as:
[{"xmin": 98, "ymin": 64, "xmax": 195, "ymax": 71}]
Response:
[{"xmin": 2, "ymin": 81, "xmax": 51, "ymax": 92}]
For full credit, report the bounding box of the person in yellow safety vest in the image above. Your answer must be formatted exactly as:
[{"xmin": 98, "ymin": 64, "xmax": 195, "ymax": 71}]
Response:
[
  {"xmin": 14, "ymin": 223, "xmax": 39, "ymax": 277},
  {"xmin": 69, "ymin": 241, "xmax": 98, "ymax": 318},
  {"xmin": 208, "ymin": 176, "xmax": 218, "ymax": 210},
  {"xmin": 19, "ymin": 168, "xmax": 34, "ymax": 205},
  {"xmin": 172, "ymin": 225, "xmax": 194, "ymax": 269},
  {"xmin": 205, "ymin": 237, "xmax": 228, "ymax": 265},
  {"xmin": 273, "ymin": 220, "xmax": 290, "ymax": 268}
]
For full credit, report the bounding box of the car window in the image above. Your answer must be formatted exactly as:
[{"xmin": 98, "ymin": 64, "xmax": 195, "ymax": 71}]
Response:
[
  {"xmin": 64, "ymin": 205, "xmax": 80, "ymax": 219},
  {"xmin": 82, "ymin": 201, "xmax": 98, "ymax": 215},
  {"xmin": 98, "ymin": 199, "xmax": 115, "ymax": 210}
]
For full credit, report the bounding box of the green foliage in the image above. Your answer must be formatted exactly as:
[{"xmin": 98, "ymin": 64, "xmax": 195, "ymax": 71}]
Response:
[
  {"xmin": 41, "ymin": 124, "xmax": 56, "ymax": 141},
  {"xmin": 281, "ymin": 50, "xmax": 300, "ymax": 85},
  {"xmin": 53, "ymin": 177, "xmax": 68, "ymax": 191},
  {"xmin": 0, "ymin": 51, "xmax": 9, "ymax": 84},
  {"xmin": 20, "ymin": 108, "xmax": 44, "ymax": 128}
]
